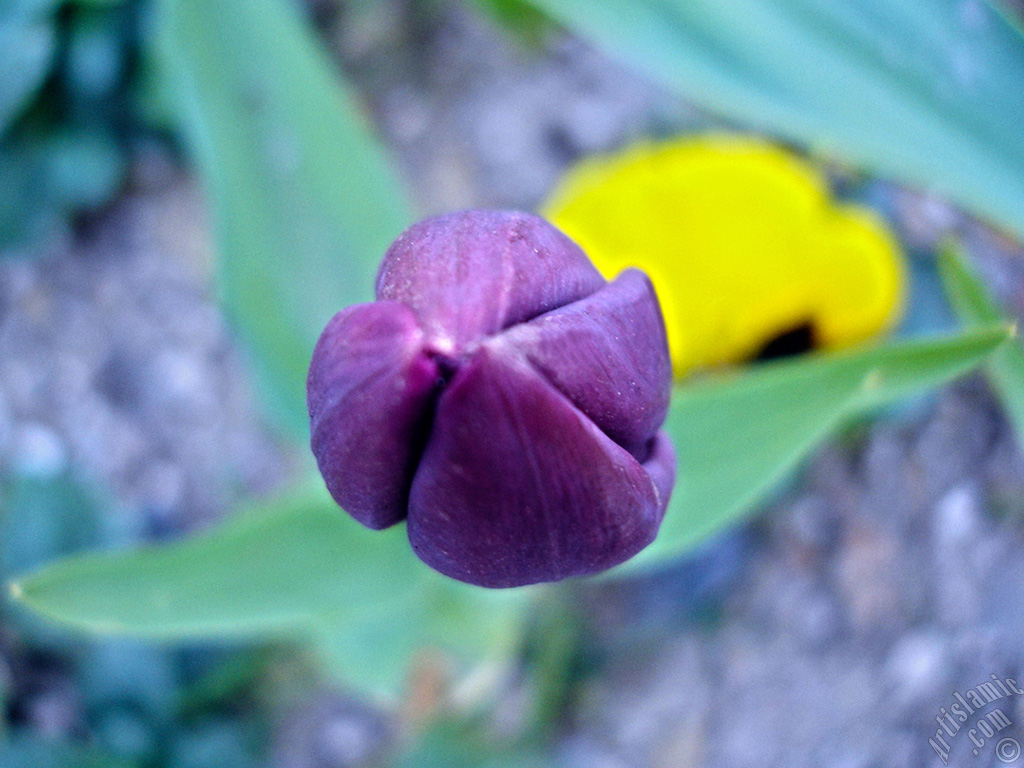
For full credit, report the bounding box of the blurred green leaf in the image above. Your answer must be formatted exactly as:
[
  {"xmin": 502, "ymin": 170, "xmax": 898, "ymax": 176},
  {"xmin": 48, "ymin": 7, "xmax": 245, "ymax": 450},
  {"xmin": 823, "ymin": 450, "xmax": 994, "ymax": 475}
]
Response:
[
  {"xmin": 0, "ymin": 472, "xmax": 102, "ymax": 579},
  {"xmin": 45, "ymin": 131, "xmax": 126, "ymax": 209},
  {"xmin": 939, "ymin": 246, "xmax": 1024, "ymax": 443},
  {"xmin": 0, "ymin": 8, "xmax": 57, "ymax": 136},
  {"xmin": 527, "ymin": 0, "xmax": 1024, "ymax": 242},
  {"xmin": 395, "ymin": 721, "xmax": 547, "ymax": 768},
  {"xmin": 0, "ymin": 737, "xmax": 136, "ymax": 768},
  {"xmin": 0, "ymin": 143, "xmax": 68, "ymax": 249},
  {"xmin": 0, "ymin": 130, "xmax": 126, "ymax": 250},
  {"xmin": 66, "ymin": 8, "xmax": 127, "ymax": 99},
  {"xmin": 471, "ymin": 0, "xmax": 555, "ymax": 47},
  {"xmin": 10, "ymin": 475, "xmax": 533, "ymax": 698},
  {"xmin": 166, "ymin": 720, "xmax": 260, "ymax": 768},
  {"xmin": 622, "ymin": 326, "xmax": 1009, "ymax": 570},
  {"xmin": 523, "ymin": 591, "xmax": 583, "ymax": 736},
  {"xmin": 158, "ymin": 0, "xmax": 412, "ymax": 437}
]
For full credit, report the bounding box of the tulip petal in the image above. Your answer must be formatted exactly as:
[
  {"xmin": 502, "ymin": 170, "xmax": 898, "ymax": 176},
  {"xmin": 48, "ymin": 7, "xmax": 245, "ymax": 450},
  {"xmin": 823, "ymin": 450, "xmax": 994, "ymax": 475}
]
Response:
[
  {"xmin": 407, "ymin": 346, "xmax": 667, "ymax": 587},
  {"xmin": 642, "ymin": 430, "xmax": 676, "ymax": 514},
  {"xmin": 496, "ymin": 268, "xmax": 670, "ymax": 457},
  {"xmin": 376, "ymin": 210, "xmax": 605, "ymax": 352},
  {"xmin": 308, "ymin": 301, "xmax": 439, "ymax": 529}
]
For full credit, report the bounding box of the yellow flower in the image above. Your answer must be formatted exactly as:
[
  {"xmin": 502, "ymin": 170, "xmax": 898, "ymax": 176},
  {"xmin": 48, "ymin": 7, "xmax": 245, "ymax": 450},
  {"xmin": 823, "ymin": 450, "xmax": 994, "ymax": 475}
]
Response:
[{"xmin": 544, "ymin": 136, "xmax": 905, "ymax": 377}]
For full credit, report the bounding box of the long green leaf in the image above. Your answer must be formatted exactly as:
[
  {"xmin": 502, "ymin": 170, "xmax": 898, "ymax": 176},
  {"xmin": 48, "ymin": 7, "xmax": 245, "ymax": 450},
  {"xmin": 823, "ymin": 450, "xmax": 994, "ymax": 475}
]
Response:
[
  {"xmin": 9, "ymin": 334, "xmax": 1003, "ymax": 663},
  {"xmin": 527, "ymin": 0, "xmax": 1024, "ymax": 242},
  {"xmin": 939, "ymin": 246, "xmax": 1024, "ymax": 442},
  {"xmin": 10, "ymin": 476, "xmax": 533, "ymax": 698},
  {"xmin": 158, "ymin": 0, "xmax": 411, "ymax": 436},
  {"xmin": 622, "ymin": 326, "xmax": 1009, "ymax": 569}
]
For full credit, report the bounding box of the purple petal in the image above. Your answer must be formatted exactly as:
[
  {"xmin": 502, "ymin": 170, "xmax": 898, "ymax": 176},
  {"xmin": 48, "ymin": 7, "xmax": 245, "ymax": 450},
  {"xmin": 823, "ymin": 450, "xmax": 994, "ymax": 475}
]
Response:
[
  {"xmin": 495, "ymin": 268, "xmax": 670, "ymax": 457},
  {"xmin": 376, "ymin": 211, "xmax": 605, "ymax": 353},
  {"xmin": 406, "ymin": 345, "xmax": 668, "ymax": 587},
  {"xmin": 308, "ymin": 301, "xmax": 439, "ymax": 529},
  {"xmin": 642, "ymin": 430, "xmax": 676, "ymax": 514}
]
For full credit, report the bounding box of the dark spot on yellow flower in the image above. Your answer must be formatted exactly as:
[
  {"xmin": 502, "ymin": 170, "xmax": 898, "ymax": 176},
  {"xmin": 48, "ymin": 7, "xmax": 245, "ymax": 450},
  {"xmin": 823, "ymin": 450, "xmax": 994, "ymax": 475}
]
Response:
[{"xmin": 753, "ymin": 322, "xmax": 816, "ymax": 362}]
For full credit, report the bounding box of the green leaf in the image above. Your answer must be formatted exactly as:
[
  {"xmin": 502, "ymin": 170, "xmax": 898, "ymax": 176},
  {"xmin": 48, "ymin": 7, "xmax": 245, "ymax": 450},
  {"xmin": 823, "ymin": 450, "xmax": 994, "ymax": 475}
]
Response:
[
  {"xmin": 0, "ymin": 471, "xmax": 102, "ymax": 579},
  {"xmin": 9, "ymin": 341, "xmax": 1000, "ymax": 681},
  {"xmin": 0, "ymin": 10, "xmax": 56, "ymax": 137},
  {"xmin": 0, "ymin": 737, "xmax": 136, "ymax": 768},
  {"xmin": 621, "ymin": 326, "xmax": 1009, "ymax": 570},
  {"xmin": 471, "ymin": 0, "xmax": 556, "ymax": 47},
  {"xmin": 527, "ymin": 0, "xmax": 1024, "ymax": 242},
  {"xmin": 10, "ymin": 475, "xmax": 534, "ymax": 698},
  {"xmin": 158, "ymin": 0, "xmax": 412, "ymax": 437},
  {"xmin": 939, "ymin": 245, "xmax": 1024, "ymax": 442},
  {"xmin": 45, "ymin": 131, "xmax": 127, "ymax": 210},
  {"xmin": 395, "ymin": 721, "xmax": 547, "ymax": 768}
]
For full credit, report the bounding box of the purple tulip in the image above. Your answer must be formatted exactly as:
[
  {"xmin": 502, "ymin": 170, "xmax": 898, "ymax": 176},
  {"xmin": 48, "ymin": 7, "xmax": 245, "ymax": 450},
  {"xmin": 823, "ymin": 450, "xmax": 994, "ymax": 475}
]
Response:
[{"xmin": 307, "ymin": 210, "xmax": 675, "ymax": 587}]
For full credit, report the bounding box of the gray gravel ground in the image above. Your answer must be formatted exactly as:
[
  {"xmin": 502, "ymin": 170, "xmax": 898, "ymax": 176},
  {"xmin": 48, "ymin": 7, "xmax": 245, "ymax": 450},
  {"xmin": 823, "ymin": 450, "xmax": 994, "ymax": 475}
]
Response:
[
  {"xmin": 0, "ymin": 183, "xmax": 289, "ymax": 528},
  {"xmin": 4, "ymin": 2, "xmax": 1024, "ymax": 767}
]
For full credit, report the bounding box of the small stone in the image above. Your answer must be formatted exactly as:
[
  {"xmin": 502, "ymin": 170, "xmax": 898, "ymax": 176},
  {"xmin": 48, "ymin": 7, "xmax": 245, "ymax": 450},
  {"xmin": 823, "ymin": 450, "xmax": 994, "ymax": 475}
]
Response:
[{"xmin": 885, "ymin": 632, "xmax": 949, "ymax": 709}]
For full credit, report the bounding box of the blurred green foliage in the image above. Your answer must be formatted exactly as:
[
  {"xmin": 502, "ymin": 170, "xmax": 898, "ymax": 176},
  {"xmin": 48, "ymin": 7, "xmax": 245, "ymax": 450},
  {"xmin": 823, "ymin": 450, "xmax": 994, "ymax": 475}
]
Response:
[
  {"xmin": 940, "ymin": 246, "xmax": 1024, "ymax": 446},
  {"xmin": 159, "ymin": 0, "xmax": 411, "ymax": 436},
  {"xmin": 395, "ymin": 721, "xmax": 548, "ymax": 768},
  {"xmin": 0, "ymin": 0, "xmax": 172, "ymax": 251},
  {"xmin": 0, "ymin": 471, "xmax": 102, "ymax": 581},
  {"xmin": 0, "ymin": 1, "xmax": 56, "ymax": 136},
  {"xmin": 524, "ymin": 0, "xmax": 1024, "ymax": 242},
  {"xmin": 631, "ymin": 325, "xmax": 1009, "ymax": 569},
  {"xmin": 13, "ymin": 474, "xmax": 533, "ymax": 699},
  {"xmin": 11, "ymin": 329, "xmax": 1007, "ymax": 696},
  {"xmin": 0, "ymin": 737, "xmax": 136, "ymax": 768},
  {"xmin": 469, "ymin": 0, "xmax": 554, "ymax": 46},
  {"xmin": 0, "ymin": 470, "xmax": 268, "ymax": 767}
]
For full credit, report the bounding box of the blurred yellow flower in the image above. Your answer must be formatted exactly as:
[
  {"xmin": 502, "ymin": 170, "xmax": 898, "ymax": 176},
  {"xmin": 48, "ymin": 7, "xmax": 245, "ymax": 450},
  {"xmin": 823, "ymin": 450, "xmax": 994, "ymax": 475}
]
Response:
[{"xmin": 544, "ymin": 136, "xmax": 905, "ymax": 377}]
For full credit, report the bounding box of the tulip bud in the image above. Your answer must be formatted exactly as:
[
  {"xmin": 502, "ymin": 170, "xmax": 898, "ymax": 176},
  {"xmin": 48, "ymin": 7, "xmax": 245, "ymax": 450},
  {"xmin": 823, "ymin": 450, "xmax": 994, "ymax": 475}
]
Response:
[{"xmin": 307, "ymin": 210, "xmax": 675, "ymax": 587}]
